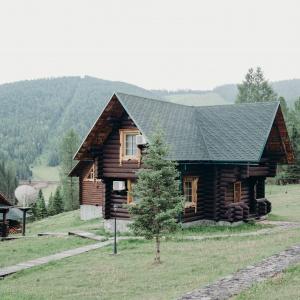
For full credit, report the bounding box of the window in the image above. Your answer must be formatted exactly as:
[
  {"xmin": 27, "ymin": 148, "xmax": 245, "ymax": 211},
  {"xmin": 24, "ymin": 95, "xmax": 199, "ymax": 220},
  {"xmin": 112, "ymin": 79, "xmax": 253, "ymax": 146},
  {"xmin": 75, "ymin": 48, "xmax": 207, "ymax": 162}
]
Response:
[
  {"xmin": 119, "ymin": 129, "xmax": 140, "ymax": 163},
  {"xmin": 234, "ymin": 181, "xmax": 241, "ymax": 203},
  {"xmin": 84, "ymin": 164, "xmax": 95, "ymax": 181},
  {"xmin": 125, "ymin": 134, "xmax": 137, "ymax": 156},
  {"xmin": 183, "ymin": 176, "xmax": 198, "ymax": 211}
]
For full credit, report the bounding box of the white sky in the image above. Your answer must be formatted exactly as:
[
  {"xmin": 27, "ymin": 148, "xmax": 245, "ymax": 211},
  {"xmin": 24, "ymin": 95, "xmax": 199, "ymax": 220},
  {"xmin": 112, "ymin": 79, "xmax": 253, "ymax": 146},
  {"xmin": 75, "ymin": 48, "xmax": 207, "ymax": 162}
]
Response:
[{"xmin": 0, "ymin": 0, "xmax": 299, "ymax": 90}]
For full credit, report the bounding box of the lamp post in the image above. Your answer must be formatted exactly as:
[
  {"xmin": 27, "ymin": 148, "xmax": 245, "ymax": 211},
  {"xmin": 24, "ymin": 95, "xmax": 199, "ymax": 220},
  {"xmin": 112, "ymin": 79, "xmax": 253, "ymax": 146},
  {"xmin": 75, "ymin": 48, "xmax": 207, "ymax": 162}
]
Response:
[
  {"xmin": 19, "ymin": 207, "xmax": 30, "ymax": 236},
  {"xmin": 113, "ymin": 204, "xmax": 118, "ymax": 255}
]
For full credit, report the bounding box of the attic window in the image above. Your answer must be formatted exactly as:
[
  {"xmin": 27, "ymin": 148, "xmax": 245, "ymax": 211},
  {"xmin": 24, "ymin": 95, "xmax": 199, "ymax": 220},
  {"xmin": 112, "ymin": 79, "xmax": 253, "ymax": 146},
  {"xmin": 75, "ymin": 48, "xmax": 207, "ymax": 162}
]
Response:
[
  {"xmin": 84, "ymin": 164, "xmax": 95, "ymax": 181},
  {"xmin": 234, "ymin": 181, "xmax": 241, "ymax": 203},
  {"xmin": 183, "ymin": 176, "xmax": 198, "ymax": 211},
  {"xmin": 120, "ymin": 129, "xmax": 140, "ymax": 163}
]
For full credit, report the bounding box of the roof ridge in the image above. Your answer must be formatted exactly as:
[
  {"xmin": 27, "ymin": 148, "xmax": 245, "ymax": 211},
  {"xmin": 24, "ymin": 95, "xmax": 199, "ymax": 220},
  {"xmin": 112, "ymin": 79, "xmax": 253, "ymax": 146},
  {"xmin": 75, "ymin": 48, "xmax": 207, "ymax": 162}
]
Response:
[
  {"xmin": 116, "ymin": 92, "xmax": 280, "ymax": 110},
  {"xmin": 115, "ymin": 91, "xmax": 195, "ymax": 108}
]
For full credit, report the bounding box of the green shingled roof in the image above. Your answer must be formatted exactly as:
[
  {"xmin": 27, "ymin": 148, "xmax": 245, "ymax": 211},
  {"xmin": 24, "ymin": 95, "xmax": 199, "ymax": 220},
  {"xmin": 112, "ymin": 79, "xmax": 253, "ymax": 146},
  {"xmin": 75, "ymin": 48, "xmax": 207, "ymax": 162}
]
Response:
[{"xmin": 115, "ymin": 92, "xmax": 280, "ymax": 163}]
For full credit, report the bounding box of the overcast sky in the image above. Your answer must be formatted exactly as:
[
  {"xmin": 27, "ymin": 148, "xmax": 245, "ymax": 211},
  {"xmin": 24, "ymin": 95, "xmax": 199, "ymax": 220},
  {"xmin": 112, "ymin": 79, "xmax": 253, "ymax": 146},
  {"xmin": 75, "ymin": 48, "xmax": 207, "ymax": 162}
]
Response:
[{"xmin": 0, "ymin": 0, "xmax": 299, "ymax": 90}]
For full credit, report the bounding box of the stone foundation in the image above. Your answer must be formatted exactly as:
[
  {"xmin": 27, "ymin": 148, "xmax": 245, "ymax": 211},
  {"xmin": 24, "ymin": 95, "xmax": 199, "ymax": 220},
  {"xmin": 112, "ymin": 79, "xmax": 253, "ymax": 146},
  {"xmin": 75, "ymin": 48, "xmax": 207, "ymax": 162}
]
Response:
[{"xmin": 80, "ymin": 205, "xmax": 102, "ymax": 221}]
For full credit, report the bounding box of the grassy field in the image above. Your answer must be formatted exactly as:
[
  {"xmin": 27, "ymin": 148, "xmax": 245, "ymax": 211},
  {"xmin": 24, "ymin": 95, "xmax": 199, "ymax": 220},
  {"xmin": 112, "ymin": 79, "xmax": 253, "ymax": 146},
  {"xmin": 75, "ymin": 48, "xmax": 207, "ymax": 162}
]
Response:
[
  {"xmin": 1, "ymin": 228, "xmax": 300, "ymax": 299},
  {"xmin": 234, "ymin": 263, "xmax": 300, "ymax": 300},
  {"xmin": 266, "ymin": 184, "xmax": 300, "ymax": 222},
  {"xmin": 31, "ymin": 163, "xmax": 59, "ymax": 182},
  {"xmin": 26, "ymin": 210, "xmax": 106, "ymax": 236},
  {"xmin": 0, "ymin": 236, "xmax": 93, "ymax": 268},
  {"xmin": 0, "ymin": 184, "xmax": 299, "ymax": 300}
]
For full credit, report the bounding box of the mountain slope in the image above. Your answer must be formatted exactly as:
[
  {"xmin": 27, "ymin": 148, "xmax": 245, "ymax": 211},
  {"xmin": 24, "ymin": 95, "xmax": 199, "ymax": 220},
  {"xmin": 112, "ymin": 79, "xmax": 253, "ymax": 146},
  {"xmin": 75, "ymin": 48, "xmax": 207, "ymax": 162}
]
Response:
[{"xmin": 0, "ymin": 76, "xmax": 156, "ymax": 178}]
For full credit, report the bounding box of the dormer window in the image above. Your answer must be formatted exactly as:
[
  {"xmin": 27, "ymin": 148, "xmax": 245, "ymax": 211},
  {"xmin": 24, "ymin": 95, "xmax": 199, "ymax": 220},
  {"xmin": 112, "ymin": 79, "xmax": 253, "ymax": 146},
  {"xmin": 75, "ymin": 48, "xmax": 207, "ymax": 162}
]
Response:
[{"xmin": 119, "ymin": 129, "xmax": 140, "ymax": 163}]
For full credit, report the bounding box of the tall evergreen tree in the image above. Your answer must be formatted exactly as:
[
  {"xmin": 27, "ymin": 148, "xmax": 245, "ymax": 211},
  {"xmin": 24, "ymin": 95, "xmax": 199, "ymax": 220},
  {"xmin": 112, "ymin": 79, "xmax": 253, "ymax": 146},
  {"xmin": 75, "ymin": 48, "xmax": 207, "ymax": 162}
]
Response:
[
  {"xmin": 50, "ymin": 187, "xmax": 64, "ymax": 215},
  {"xmin": 236, "ymin": 67, "xmax": 277, "ymax": 103},
  {"xmin": 285, "ymin": 97, "xmax": 300, "ymax": 182},
  {"xmin": 36, "ymin": 190, "xmax": 48, "ymax": 219},
  {"xmin": 279, "ymin": 96, "xmax": 289, "ymax": 120},
  {"xmin": 59, "ymin": 129, "xmax": 80, "ymax": 211},
  {"xmin": 0, "ymin": 160, "xmax": 18, "ymax": 201},
  {"xmin": 47, "ymin": 192, "xmax": 55, "ymax": 216},
  {"xmin": 128, "ymin": 131, "xmax": 184, "ymax": 264}
]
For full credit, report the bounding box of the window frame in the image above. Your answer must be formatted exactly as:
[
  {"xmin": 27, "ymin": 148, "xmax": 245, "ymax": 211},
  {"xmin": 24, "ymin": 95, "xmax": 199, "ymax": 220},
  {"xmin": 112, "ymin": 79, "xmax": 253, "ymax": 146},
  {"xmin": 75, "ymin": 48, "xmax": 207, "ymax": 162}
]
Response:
[
  {"xmin": 84, "ymin": 163, "xmax": 95, "ymax": 182},
  {"xmin": 183, "ymin": 176, "xmax": 198, "ymax": 212},
  {"xmin": 119, "ymin": 129, "xmax": 140, "ymax": 164},
  {"xmin": 127, "ymin": 179, "xmax": 133, "ymax": 204},
  {"xmin": 233, "ymin": 181, "xmax": 242, "ymax": 203}
]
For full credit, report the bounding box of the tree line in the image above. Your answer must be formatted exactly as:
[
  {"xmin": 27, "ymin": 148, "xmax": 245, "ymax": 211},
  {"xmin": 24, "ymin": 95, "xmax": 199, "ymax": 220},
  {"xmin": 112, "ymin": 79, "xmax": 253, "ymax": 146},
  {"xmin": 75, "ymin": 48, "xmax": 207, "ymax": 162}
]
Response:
[
  {"xmin": 236, "ymin": 67, "xmax": 300, "ymax": 182},
  {"xmin": 31, "ymin": 129, "xmax": 80, "ymax": 220}
]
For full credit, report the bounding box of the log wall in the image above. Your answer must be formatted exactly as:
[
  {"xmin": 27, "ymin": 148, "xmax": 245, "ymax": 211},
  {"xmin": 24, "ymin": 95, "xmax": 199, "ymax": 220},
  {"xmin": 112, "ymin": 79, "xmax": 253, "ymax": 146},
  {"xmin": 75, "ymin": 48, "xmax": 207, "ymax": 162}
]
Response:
[{"xmin": 79, "ymin": 162, "xmax": 104, "ymax": 206}]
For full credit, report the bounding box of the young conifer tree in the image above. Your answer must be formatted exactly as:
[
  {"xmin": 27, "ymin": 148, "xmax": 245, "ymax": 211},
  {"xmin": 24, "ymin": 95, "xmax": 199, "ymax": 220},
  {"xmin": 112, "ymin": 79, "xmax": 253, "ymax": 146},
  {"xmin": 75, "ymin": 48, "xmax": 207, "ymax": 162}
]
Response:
[
  {"xmin": 128, "ymin": 130, "xmax": 184, "ymax": 264},
  {"xmin": 48, "ymin": 187, "xmax": 64, "ymax": 215},
  {"xmin": 36, "ymin": 189, "xmax": 48, "ymax": 219}
]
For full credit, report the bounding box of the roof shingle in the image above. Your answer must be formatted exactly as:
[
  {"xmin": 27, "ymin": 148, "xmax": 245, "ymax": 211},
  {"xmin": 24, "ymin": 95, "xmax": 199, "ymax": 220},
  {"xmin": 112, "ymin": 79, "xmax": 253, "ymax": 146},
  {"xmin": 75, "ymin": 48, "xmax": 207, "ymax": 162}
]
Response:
[{"xmin": 116, "ymin": 92, "xmax": 279, "ymax": 163}]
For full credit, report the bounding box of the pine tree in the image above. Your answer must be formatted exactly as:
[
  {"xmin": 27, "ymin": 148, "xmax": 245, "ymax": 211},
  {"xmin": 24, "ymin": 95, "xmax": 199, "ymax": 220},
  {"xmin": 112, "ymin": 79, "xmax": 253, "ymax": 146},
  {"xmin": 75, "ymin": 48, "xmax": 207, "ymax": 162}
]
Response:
[
  {"xmin": 36, "ymin": 190, "xmax": 48, "ymax": 219},
  {"xmin": 47, "ymin": 193, "xmax": 55, "ymax": 216},
  {"xmin": 128, "ymin": 131, "xmax": 184, "ymax": 264},
  {"xmin": 48, "ymin": 187, "xmax": 64, "ymax": 215},
  {"xmin": 59, "ymin": 129, "xmax": 80, "ymax": 211},
  {"xmin": 236, "ymin": 67, "xmax": 277, "ymax": 103},
  {"xmin": 30, "ymin": 202, "xmax": 38, "ymax": 220},
  {"xmin": 285, "ymin": 97, "xmax": 300, "ymax": 182}
]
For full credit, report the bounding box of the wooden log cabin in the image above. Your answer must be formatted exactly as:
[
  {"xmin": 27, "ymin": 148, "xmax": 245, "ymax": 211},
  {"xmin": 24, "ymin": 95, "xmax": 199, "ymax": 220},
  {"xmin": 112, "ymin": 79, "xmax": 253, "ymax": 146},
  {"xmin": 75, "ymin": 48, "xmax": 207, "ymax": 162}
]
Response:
[{"xmin": 69, "ymin": 92, "xmax": 294, "ymax": 225}]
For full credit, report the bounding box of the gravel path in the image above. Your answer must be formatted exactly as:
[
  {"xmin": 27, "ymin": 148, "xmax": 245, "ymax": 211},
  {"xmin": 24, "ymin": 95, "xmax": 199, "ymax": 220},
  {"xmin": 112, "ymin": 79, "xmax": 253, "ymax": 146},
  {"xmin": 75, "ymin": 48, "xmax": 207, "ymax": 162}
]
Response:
[
  {"xmin": 0, "ymin": 236, "xmax": 138, "ymax": 278},
  {"xmin": 178, "ymin": 243, "xmax": 300, "ymax": 299}
]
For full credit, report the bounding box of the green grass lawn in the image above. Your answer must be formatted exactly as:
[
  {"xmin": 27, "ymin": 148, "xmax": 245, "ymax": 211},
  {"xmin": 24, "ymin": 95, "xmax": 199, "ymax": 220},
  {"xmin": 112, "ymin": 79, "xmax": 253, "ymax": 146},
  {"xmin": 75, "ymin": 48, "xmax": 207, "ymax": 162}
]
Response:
[
  {"xmin": 1, "ymin": 228, "xmax": 300, "ymax": 300},
  {"xmin": 26, "ymin": 210, "xmax": 107, "ymax": 236},
  {"xmin": 234, "ymin": 263, "xmax": 300, "ymax": 300},
  {"xmin": 177, "ymin": 222, "xmax": 271, "ymax": 237},
  {"xmin": 0, "ymin": 236, "xmax": 93, "ymax": 268},
  {"xmin": 0, "ymin": 184, "xmax": 299, "ymax": 300},
  {"xmin": 266, "ymin": 184, "xmax": 300, "ymax": 222},
  {"xmin": 31, "ymin": 163, "xmax": 59, "ymax": 182}
]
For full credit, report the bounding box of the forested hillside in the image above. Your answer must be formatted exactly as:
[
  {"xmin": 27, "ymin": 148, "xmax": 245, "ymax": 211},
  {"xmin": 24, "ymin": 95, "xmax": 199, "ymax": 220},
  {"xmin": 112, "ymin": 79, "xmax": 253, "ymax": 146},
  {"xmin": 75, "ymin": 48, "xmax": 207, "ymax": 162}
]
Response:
[
  {"xmin": 1, "ymin": 76, "xmax": 300, "ymax": 180},
  {"xmin": 0, "ymin": 76, "xmax": 155, "ymax": 179}
]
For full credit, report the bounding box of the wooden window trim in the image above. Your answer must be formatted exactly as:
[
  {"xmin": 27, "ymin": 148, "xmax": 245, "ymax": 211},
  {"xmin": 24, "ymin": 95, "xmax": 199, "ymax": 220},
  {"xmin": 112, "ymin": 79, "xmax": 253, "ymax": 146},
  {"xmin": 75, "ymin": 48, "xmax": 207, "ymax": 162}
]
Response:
[
  {"xmin": 233, "ymin": 181, "xmax": 242, "ymax": 203},
  {"xmin": 183, "ymin": 176, "xmax": 198, "ymax": 212},
  {"xmin": 84, "ymin": 164, "xmax": 95, "ymax": 182},
  {"xmin": 127, "ymin": 179, "xmax": 133, "ymax": 204},
  {"xmin": 119, "ymin": 129, "xmax": 141, "ymax": 164}
]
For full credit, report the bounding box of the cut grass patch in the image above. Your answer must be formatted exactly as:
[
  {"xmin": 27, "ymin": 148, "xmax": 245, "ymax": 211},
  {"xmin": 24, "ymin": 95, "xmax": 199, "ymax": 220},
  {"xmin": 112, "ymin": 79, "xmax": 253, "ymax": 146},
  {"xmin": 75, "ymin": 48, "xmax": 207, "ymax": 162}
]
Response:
[{"xmin": 0, "ymin": 236, "xmax": 93, "ymax": 268}]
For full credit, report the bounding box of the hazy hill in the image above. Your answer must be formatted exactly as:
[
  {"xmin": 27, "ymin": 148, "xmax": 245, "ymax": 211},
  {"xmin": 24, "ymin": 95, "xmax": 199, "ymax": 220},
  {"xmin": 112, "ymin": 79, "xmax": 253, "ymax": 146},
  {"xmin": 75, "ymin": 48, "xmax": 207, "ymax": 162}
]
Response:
[{"xmin": 158, "ymin": 80, "xmax": 300, "ymax": 107}]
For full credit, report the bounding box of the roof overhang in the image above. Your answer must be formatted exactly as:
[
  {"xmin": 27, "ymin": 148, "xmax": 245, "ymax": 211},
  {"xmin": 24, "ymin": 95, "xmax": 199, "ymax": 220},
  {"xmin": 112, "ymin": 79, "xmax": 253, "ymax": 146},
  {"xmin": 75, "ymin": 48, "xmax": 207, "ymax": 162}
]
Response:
[
  {"xmin": 0, "ymin": 193, "xmax": 12, "ymax": 206},
  {"xmin": 68, "ymin": 160, "xmax": 93, "ymax": 177}
]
